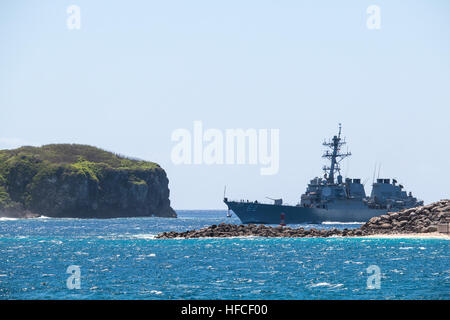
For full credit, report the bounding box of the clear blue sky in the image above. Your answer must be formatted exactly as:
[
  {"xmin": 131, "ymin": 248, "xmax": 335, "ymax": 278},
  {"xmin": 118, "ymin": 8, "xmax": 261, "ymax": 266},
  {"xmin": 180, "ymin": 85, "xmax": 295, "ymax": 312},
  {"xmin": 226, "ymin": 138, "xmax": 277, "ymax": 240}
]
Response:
[{"xmin": 1, "ymin": 0, "xmax": 449, "ymax": 209}]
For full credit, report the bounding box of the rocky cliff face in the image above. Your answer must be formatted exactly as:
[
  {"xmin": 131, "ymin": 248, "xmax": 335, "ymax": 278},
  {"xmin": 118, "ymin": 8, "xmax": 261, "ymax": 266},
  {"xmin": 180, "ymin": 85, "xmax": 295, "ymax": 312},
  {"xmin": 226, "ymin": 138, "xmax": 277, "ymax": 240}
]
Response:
[{"xmin": 0, "ymin": 144, "xmax": 176, "ymax": 218}]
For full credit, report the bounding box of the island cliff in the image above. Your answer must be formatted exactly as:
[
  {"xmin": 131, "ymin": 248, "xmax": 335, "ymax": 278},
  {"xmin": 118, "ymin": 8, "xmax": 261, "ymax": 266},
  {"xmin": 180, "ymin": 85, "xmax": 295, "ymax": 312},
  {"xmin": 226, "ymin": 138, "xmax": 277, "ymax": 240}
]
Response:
[{"xmin": 0, "ymin": 144, "xmax": 176, "ymax": 218}]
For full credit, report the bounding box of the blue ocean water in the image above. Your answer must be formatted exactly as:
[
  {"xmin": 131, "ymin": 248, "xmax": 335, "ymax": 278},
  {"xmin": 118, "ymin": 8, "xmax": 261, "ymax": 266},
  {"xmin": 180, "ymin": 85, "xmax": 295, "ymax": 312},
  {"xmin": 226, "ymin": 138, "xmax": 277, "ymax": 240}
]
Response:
[{"xmin": 0, "ymin": 210, "xmax": 448, "ymax": 300}]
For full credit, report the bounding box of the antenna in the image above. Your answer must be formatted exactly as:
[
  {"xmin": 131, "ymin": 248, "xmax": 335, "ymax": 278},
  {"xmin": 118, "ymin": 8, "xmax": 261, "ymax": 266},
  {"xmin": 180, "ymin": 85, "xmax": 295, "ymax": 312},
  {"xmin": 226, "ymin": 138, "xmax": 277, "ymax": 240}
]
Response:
[
  {"xmin": 372, "ymin": 163, "xmax": 377, "ymax": 184},
  {"xmin": 344, "ymin": 146, "xmax": 350, "ymax": 178},
  {"xmin": 377, "ymin": 163, "xmax": 381, "ymax": 179},
  {"xmin": 322, "ymin": 124, "xmax": 351, "ymax": 184},
  {"xmin": 362, "ymin": 178, "xmax": 369, "ymax": 186},
  {"xmin": 344, "ymin": 156, "xmax": 350, "ymax": 178},
  {"xmin": 223, "ymin": 185, "xmax": 227, "ymax": 199}
]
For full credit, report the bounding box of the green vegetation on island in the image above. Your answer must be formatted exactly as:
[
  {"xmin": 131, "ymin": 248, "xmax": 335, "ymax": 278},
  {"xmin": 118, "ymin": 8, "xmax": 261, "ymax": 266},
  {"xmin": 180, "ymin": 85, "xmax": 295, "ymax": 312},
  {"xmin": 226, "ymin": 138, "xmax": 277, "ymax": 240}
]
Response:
[{"xmin": 0, "ymin": 144, "xmax": 176, "ymax": 218}]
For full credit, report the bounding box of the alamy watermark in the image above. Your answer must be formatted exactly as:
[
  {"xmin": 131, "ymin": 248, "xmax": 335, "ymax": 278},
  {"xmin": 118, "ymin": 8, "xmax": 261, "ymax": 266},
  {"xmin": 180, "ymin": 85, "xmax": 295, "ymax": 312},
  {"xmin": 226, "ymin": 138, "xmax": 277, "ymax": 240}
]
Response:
[
  {"xmin": 366, "ymin": 265, "xmax": 381, "ymax": 289},
  {"xmin": 67, "ymin": 5, "xmax": 81, "ymax": 30},
  {"xmin": 171, "ymin": 121, "xmax": 280, "ymax": 175},
  {"xmin": 366, "ymin": 5, "xmax": 381, "ymax": 30},
  {"xmin": 66, "ymin": 265, "xmax": 81, "ymax": 289}
]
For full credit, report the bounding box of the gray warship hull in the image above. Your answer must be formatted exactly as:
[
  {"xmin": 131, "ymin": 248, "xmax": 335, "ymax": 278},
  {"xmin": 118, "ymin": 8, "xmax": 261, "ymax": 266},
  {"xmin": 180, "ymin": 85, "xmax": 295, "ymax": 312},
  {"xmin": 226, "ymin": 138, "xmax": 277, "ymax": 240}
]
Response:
[
  {"xmin": 223, "ymin": 124, "xmax": 423, "ymax": 225},
  {"xmin": 225, "ymin": 200, "xmax": 387, "ymax": 224}
]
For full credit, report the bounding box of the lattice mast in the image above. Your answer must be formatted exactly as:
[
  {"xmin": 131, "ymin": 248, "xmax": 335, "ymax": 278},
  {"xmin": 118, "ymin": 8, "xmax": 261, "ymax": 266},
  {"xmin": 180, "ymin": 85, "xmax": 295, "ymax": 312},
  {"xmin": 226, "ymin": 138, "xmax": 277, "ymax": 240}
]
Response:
[{"xmin": 322, "ymin": 124, "xmax": 351, "ymax": 184}]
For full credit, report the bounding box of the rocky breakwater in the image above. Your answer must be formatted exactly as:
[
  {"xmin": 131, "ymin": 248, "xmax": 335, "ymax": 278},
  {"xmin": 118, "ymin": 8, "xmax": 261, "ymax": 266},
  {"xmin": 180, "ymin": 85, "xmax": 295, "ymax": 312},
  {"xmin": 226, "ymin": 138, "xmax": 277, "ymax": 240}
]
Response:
[
  {"xmin": 361, "ymin": 199, "xmax": 450, "ymax": 235},
  {"xmin": 156, "ymin": 200, "xmax": 450, "ymax": 239},
  {"xmin": 0, "ymin": 144, "xmax": 176, "ymax": 218},
  {"xmin": 156, "ymin": 223, "xmax": 361, "ymax": 239}
]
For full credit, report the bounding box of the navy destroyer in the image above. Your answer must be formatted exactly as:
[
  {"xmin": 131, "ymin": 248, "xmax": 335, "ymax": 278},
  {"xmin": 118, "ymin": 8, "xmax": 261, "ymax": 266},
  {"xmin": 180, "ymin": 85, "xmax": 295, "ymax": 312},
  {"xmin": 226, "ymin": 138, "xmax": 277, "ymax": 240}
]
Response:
[{"xmin": 224, "ymin": 124, "xmax": 423, "ymax": 224}]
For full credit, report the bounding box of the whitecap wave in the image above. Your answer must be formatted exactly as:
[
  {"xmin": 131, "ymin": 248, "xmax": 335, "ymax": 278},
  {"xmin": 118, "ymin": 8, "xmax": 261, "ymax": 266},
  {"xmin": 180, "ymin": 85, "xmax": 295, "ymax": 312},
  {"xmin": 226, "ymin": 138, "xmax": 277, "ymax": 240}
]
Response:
[
  {"xmin": 132, "ymin": 234, "xmax": 156, "ymax": 240},
  {"xmin": 309, "ymin": 282, "xmax": 343, "ymax": 289},
  {"xmin": 150, "ymin": 290, "xmax": 163, "ymax": 295},
  {"xmin": 0, "ymin": 217, "xmax": 19, "ymax": 221},
  {"xmin": 322, "ymin": 221, "xmax": 364, "ymax": 225},
  {"xmin": 0, "ymin": 215, "xmax": 52, "ymax": 221}
]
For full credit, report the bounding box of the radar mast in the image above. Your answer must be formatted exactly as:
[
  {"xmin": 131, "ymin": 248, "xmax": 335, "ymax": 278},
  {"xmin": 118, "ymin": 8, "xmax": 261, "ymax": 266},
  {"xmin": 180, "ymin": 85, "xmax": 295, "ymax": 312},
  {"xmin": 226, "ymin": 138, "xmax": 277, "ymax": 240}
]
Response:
[{"xmin": 322, "ymin": 123, "xmax": 351, "ymax": 184}]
